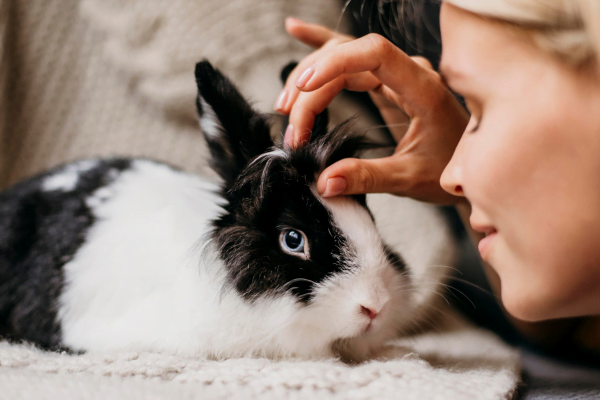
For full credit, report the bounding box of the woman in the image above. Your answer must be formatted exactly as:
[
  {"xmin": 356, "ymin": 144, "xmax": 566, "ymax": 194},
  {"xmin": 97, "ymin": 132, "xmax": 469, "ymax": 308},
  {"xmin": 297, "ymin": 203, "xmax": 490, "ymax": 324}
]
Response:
[{"xmin": 276, "ymin": 1, "xmax": 600, "ymax": 353}]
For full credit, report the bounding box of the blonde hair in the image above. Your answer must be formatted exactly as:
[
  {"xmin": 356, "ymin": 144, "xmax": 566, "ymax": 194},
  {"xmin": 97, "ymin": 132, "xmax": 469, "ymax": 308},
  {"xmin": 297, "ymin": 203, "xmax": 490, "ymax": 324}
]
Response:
[{"xmin": 443, "ymin": 0, "xmax": 600, "ymax": 66}]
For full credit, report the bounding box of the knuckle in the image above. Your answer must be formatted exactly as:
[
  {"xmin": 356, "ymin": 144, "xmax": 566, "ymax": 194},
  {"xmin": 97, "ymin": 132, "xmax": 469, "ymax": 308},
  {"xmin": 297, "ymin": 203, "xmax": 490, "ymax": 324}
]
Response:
[
  {"xmin": 411, "ymin": 56, "xmax": 433, "ymax": 70},
  {"xmin": 421, "ymin": 65, "xmax": 444, "ymax": 86},
  {"xmin": 328, "ymin": 37, "xmax": 345, "ymax": 46},
  {"xmin": 417, "ymin": 72, "xmax": 453, "ymax": 111},
  {"xmin": 366, "ymin": 33, "xmax": 393, "ymax": 57},
  {"xmin": 355, "ymin": 163, "xmax": 377, "ymax": 193},
  {"xmin": 295, "ymin": 93, "xmax": 320, "ymax": 115},
  {"xmin": 430, "ymin": 85, "xmax": 457, "ymax": 112}
]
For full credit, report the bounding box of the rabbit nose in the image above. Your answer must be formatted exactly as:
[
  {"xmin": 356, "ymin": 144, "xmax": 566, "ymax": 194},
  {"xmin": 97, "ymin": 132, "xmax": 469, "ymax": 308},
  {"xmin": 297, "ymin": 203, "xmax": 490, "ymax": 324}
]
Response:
[{"xmin": 360, "ymin": 305, "xmax": 378, "ymax": 320}]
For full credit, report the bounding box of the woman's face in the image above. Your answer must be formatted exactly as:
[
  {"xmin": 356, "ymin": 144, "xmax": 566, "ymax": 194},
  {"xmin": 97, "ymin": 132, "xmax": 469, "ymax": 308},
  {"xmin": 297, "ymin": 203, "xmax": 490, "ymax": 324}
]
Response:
[{"xmin": 439, "ymin": 3, "xmax": 600, "ymax": 321}]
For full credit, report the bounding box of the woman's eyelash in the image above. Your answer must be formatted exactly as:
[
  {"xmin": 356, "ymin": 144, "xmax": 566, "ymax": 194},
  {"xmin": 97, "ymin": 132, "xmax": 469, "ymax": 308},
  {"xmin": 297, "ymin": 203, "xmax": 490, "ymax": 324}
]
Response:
[
  {"xmin": 467, "ymin": 117, "xmax": 481, "ymax": 133},
  {"xmin": 463, "ymin": 100, "xmax": 480, "ymax": 132}
]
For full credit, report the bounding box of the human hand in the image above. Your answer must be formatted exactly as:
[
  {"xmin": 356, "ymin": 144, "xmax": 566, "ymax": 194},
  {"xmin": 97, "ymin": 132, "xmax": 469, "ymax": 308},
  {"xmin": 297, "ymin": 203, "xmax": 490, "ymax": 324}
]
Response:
[
  {"xmin": 277, "ymin": 18, "xmax": 469, "ymax": 204},
  {"xmin": 275, "ymin": 17, "xmax": 355, "ymax": 119}
]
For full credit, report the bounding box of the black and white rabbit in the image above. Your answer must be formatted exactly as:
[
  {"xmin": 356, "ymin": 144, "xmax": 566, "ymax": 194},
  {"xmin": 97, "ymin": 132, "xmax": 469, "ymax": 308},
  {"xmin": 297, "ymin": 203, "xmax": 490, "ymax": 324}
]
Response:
[{"xmin": 0, "ymin": 61, "xmax": 455, "ymax": 361}]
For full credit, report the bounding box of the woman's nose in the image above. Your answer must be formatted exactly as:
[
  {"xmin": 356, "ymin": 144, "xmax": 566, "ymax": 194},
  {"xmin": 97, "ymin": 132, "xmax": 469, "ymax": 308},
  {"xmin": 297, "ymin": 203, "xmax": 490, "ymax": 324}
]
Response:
[
  {"xmin": 440, "ymin": 138, "xmax": 467, "ymax": 198},
  {"xmin": 440, "ymin": 166, "xmax": 464, "ymax": 196}
]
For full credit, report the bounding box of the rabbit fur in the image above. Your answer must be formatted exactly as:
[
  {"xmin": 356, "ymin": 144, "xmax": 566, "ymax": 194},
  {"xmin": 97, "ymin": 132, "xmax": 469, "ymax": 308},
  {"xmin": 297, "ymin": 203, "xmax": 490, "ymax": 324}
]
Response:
[{"xmin": 0, "ymin": 61, "xmax": 455, "ymax": 362}]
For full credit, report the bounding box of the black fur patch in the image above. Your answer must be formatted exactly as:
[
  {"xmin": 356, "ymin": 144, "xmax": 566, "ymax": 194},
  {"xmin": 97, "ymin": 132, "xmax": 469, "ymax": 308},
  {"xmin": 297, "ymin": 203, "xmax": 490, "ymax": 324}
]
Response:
[
  {"xmin": 195, "ymin": 60, "xmax": 395, "ymax": 303},
  {"xmin": 212, "ymin": 173, "xmax": 349, "ymax": 303},
  {"xmin": 383, "ymin": 244, "xmax": 406, "ymax": 273},
  {"xmin": 195, "ymin": 61, "xmax": 273, "ymax": 189},
  {"xmin": 211, "ymin": 133, "xmax": 402, "ymax": 302},
  {"xmin": 0, "ymin": 159, "xmax": 131, "ymax": 349}
]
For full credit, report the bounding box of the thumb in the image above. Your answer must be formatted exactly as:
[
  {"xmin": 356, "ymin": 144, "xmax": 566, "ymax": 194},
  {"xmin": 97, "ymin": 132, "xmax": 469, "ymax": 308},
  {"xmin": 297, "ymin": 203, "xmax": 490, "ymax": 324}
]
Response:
[{"xmin": 317, "ymin": 157, "xmax": 407, "ymax": 197}]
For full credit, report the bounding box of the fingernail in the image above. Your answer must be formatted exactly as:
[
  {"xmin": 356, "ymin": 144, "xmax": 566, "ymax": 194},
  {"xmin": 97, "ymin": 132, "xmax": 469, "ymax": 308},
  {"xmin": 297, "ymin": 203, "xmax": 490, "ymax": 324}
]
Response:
[
  {"xmin": 275, "ymin": 89, "xmax": 288, "ymax": 112},
  {"xmin": 284, "ymin": 124, "xmax": 294, "ymax": 147},
  {"xmin": 321, "ymin": 177, "xmax": 347, "ymax": 197},
  {"xmin": 295, "ymin": 66, "xmax": 314, "ymax": 88}
]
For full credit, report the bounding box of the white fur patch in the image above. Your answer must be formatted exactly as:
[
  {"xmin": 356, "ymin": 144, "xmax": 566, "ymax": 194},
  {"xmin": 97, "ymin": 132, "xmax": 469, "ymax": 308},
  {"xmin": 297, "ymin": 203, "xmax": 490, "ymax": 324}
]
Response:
[
  {"xmin": 250, "ymin": 148, "xmax": 288, "ymax": 199},
  {"xmin": 58, "ymin": 160, "xmax": 226, "ymax": 352},
  {"xmin": 300, "ymin": 192, "xmax": 456, "ymax": 360},
  {"xmin": 42, "ymin": 160, "xmax": 99, "ymax": 192},
  {"xmin": 57, "ymin": 161, "xmax": 314, "ymax": 358},
  {"xmin": 321, "ymin": 196, "xmax": 389, "ymax": 272},
  {"xmin": 366, "ymin": 193, "xmax": 456, "ymax": 310},
  {"xmin": 283, "ymin": 194, "xmax": 400, "ymax": 360},
  {"xmin": 56, "ymin": 162, "xmax": 455, "ymax": 361},
  {"xmin": 250, "ymin": 148, "xmax": 288, "ymax": 166},
  {"xmin": 198, "ymin": 96, "xmax": 222, "ymax": 138}
]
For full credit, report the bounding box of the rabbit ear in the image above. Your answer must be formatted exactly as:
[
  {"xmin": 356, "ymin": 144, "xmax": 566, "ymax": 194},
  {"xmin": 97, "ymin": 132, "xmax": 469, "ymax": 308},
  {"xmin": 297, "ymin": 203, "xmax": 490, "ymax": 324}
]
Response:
[
  {"xmin": 279, "ymin": 61, "xmax": 329, "ymax": 143},
  {"xmin": 310, "ymin": 108, "xmax": 329, "ymax": 142},
  {"xmin": 280, "ymin": 61, "xmax": 297, "ymax": 84},
  {"xmin": 195, "ymin": 60, "xmax": 273, "ymax": 187}
]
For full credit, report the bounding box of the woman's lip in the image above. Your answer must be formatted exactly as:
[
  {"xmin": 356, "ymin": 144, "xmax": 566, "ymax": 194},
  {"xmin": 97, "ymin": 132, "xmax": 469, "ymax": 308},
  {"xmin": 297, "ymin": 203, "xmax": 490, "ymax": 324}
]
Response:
[
  {"xmin": 470, "ymin": 221, "xmax": 496, "ymax": 236},
  {"xmin": 478, "ymin": 230, "xmax": 498, "ymax": 260}
]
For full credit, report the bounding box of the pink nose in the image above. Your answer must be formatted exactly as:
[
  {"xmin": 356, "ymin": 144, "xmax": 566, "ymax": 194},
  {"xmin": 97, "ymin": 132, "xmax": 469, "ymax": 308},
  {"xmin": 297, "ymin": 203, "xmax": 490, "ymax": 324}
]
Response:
[{"xmin": 360, "ymin": 305, "xmax": 378, "ymax": 320}]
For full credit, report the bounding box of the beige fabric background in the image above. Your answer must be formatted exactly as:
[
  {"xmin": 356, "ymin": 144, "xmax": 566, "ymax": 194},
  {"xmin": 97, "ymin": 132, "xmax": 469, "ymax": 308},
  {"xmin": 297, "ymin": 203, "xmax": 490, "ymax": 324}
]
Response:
[{"xmin": 0, "ymin": 0, "xmax": 344, "ymax": 188}]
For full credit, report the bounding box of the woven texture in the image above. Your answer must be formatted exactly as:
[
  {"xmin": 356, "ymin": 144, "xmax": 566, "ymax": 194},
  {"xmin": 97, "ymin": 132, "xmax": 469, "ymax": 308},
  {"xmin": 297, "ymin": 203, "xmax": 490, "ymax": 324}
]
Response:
[
  {"xmin": 0, "ymin": 310, "xmax": 520, "ymax": 400},
  {"xmin": 0, "ymin": 0, "xmax": 342, "ymax": 187}
]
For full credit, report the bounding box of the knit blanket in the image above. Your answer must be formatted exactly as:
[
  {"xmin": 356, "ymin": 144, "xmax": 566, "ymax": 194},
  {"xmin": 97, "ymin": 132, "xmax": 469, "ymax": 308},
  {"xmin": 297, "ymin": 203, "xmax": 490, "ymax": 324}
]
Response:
[{"xmin": 0, "ymin": 310, "xmax": 519, "ymax": 400}]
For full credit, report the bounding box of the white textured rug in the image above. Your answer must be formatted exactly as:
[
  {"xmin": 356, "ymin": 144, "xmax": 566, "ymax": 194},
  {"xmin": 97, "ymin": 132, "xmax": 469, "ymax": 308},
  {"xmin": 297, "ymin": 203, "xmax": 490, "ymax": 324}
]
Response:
[{"xmin": 0, "ymin": 311, "xmax": 520, "ymax": 400}]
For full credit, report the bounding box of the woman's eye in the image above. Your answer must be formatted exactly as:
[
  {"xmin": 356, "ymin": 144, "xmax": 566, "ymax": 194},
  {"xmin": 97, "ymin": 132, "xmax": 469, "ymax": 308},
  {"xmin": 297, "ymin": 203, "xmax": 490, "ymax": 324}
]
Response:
[{"xmin": 280, "ymin": 229, "xmax": 309, "ymax": 259}]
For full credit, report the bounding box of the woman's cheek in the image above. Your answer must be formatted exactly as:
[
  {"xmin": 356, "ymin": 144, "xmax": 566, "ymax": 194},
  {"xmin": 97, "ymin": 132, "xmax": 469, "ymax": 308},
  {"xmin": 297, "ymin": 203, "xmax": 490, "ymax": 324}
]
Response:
[
  {"xmin": 493, "ymin": 241, "xmax": 548, "ymax": 321},
  {"xmin": 460, "ymin": 119, "xmax": 556, "ymax": 320},
  {"xmin": 490, "ymin": 228, "xmax": 598, "ymax": 321},
  {"xmin": 482, "ymin": 231, "xmax": 532, "ymax": 319}
]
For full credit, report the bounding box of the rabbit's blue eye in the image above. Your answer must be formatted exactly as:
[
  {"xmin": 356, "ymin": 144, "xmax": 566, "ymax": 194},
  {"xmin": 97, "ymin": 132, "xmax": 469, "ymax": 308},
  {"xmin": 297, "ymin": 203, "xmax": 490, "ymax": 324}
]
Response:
[
  {"xmin": 284, "ymin": 230, "xmax": 304, "ymax": 251},
  {"xmin": 280, "ymin": 229, "xmax": 308, "ymax": 259}
]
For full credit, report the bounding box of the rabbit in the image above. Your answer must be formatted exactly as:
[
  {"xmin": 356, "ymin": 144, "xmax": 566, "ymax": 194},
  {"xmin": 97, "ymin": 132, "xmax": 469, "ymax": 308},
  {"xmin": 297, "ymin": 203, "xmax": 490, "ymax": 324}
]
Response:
[{"xmin": 0, "ymin": 60, "xmax": 456, "ymax": 362}]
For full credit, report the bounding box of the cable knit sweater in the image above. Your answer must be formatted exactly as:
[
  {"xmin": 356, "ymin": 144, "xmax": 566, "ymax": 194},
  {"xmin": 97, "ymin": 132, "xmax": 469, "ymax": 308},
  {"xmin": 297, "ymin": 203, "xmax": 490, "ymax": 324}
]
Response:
[
  {"xmin": 0, "ymin": 1, "xmax": 520, "ymax": 399},
  {"xmin": 0, "ymin": 0, "xmax": 343, "ymax": 188}
]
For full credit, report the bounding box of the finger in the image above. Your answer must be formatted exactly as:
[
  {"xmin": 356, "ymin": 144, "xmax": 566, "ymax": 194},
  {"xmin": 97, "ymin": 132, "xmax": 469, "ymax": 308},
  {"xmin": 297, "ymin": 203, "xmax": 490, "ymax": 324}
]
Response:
[
  {"xmin": 277, "ymin": 34, "xmax": 353, "ymax": 114},
  {"xmin": 277, "ymin": 47, "xmax": 328, "ymax": 114},
  {"xmin": 285, "ymin": 17, "xmax": 339, "ymax": 48},
  {"xmin": 318, "ymin": 156, "xmax": 464, "ymax": 203},
  {"xmin": 317, "ymin": 157, "xmax": 409, "ymax": 196},
  {"xmin": 281, "ymin": 66, "xmax": 382, "ymax": 114},
  {"xmin": 287, "ymin": 73, "xmax": 382, "ymax": 147},
  {"xmin": 411, "ymin": 56, "xmax": 433, "ymax": 71},
  {"xmin": 368, "ymin": 91, "xmax": 411, "ymax": 142},
  {"xmin": 295, "ymin": 34, "xmax": 443, "ymax": 116},
  {"xmin": 276, "ymin": 56, "xmax": 316, "ymax": 114},
  {"xmin": 288, "ymin": 77, "xmax": 346, "ymax": 147}
]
